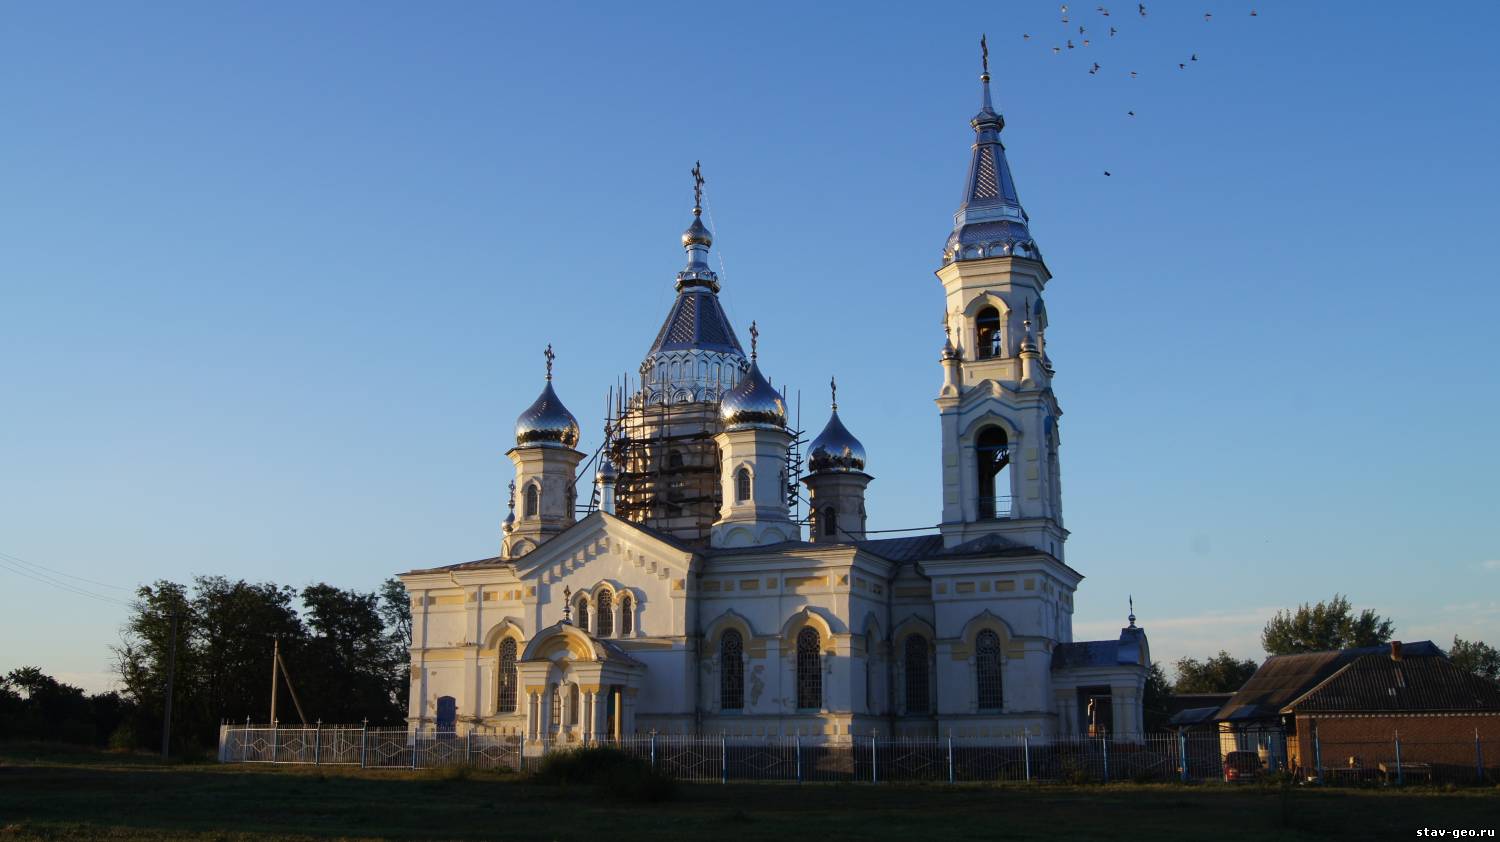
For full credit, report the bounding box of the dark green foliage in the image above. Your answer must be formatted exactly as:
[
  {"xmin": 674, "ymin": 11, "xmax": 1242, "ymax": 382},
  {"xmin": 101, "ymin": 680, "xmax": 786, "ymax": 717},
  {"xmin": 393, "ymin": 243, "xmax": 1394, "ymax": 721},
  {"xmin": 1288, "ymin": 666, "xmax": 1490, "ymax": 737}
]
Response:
[
  {"xmin": 110, "ymin": 576, "xmax": 412, "ymax": 752},
  {"xmin": 529, "ymin": 746, "xmax": 677, "ymax": 802},
  {"xmin": 1174, "ymin": 651, "xmax": 1259, "ymax": 693},
  {"xmin": 1141, "ymin": 662, "xmax": 1173, "ymax": 730},
  {"xmin": 0, "ymin": 667, "xmax": 126, "ymax": 745},
  {"xmin": 1260, "ymin": 594, "xmax": 1395, "ymax": 656},
  {"xmin": 1448, "ymin": 636, "xmax": 1500, "ymax": 681}
]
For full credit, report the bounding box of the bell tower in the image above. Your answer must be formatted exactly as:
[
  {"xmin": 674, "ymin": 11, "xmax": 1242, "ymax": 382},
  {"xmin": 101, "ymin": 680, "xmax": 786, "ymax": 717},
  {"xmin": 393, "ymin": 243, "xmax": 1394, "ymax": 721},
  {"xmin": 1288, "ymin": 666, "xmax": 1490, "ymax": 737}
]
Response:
[{"xmin": 935, "ymin": 38, "xmax": 1065, "ymax": 556}]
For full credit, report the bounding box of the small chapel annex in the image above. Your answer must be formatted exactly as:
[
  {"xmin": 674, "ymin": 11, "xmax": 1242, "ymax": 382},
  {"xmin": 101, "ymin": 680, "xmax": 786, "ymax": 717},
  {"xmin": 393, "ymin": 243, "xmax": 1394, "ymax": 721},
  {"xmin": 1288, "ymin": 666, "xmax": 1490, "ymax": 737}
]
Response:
[{"xmin": 397, "ymin": 56, "xmax": 1151, "ymax": 748}]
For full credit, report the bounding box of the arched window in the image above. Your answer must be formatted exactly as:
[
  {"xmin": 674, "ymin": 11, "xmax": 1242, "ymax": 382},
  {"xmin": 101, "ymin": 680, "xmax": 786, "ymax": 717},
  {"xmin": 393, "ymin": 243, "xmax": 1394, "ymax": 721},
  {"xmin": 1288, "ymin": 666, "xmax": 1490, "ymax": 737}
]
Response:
[
  {"xmin": 720, "ymin": 629, "xmax": 744, "ymax": 710},
  {"xmin": 904, "ymin": 635, "xmax": 930, "ymax": 714},
  {"xmin": 498, "ymin": 638, "xmax": 518, "ymax": 713},
  {"xmin": 523, "ymin": 484, "xmax": 539, "ymax": 518},
  {"xmin": 821, "ymin": 506, "xmax": 838, "ymax": 537},
  {"xmin": 620, "ymin": 593, "xmax": 633, "ymax": 635},
  {"xmin": 735, "ymin": 468, "xmax": 751, "ymax": 503},
  {"xmin": 436, "ymin": 695, "xmax": 457, "ymax": 735},
  {"xmin": 568, "ymin": 684, "xmax": 580, "ymax": 726},
  {"xmin": 549, "ymin": 684, "xmax": 561, "ymax": 730},
  {"xmin": 976, "ymin": 426, "xmax": 1011, "ymax": 520},
  {"xmin": 976, "ymin": 629, "xmax": 1004, "ymax": 711},
  {"xmin": 576, "ymin": 596, "xmax": 589, "ymax": 632},
  {"xmin": 976, "ymin": 306, "xmax": 1002, "ymax": 359},
  {"xmin": 796, "ymin": 627, "xmax": 822, "ymax": 710},
  {"xmin": 668, "ymin": 450, "xmax": 684, "ymax": 469},
  {"xmin": 596, "ymin": 589, "xmax": 613, "ymax": 637}
]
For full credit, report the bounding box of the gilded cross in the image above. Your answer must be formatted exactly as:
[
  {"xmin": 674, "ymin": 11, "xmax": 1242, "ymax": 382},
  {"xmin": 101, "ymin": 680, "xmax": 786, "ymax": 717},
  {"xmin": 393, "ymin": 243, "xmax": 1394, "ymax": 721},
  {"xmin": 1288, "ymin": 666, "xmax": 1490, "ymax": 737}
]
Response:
[
  {"xmin": 692, "ymin": 161, "xmax": 705, "ymax": 212},
  {"xmin": 981, "ymin": 33, "xmax": 989, "ymax": 75},
  {"xmin": 544, "ymin": 343, "xmax": 555, "ymax": 380},
  {"xmin": 830, "ymin": 376, "xmax": 838, "ymax": 411},
  {"xmin": 748, "ymin": 320, "xmax": 759, "ymax": 359}
]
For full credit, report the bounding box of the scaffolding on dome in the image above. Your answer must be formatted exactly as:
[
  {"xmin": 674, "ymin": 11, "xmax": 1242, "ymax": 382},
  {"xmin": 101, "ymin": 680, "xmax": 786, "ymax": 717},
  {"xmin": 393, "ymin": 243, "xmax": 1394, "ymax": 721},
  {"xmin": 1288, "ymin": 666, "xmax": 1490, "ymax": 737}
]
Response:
[{"xmin": 581, "ymin": 374, "xmax": 805, "ymax": 546}]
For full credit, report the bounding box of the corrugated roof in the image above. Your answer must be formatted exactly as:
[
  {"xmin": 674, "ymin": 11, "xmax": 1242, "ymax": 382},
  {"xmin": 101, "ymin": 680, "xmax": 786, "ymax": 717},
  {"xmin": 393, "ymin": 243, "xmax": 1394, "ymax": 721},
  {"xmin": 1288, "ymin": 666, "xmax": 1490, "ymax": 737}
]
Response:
[
  {"xmin": 1285, "ymin": 652, "xmax": 1500, "ymax": 714},
  {"xmin": 1214, "ymin": 641, "xmax": 1442, "ymax": 723}
]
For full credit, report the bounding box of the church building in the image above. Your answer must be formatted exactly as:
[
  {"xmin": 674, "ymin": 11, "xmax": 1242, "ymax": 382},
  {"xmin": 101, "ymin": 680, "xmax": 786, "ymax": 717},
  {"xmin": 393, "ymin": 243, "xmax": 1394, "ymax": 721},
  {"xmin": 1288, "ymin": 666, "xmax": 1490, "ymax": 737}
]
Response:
[{"xmin": 397, "ymin": 56, "xmax": 1151, "ymax": 747}]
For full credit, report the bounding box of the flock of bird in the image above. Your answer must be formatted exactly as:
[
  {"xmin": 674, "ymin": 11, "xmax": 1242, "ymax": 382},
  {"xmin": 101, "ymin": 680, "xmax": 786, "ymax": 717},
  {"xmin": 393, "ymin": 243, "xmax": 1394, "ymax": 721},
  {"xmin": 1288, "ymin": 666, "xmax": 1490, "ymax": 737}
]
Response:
[{"xmin": 1017, "ymin": 4, "xmax": 1261, "ymax": 176}]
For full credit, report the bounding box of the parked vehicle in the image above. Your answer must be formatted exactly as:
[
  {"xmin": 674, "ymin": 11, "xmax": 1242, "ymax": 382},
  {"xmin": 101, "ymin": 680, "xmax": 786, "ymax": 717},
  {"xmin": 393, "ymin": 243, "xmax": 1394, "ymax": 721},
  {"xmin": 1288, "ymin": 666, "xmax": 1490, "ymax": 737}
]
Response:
[{"xmin": 1223, "ymin": 750, "xmax": 1262, "ymax": 782}]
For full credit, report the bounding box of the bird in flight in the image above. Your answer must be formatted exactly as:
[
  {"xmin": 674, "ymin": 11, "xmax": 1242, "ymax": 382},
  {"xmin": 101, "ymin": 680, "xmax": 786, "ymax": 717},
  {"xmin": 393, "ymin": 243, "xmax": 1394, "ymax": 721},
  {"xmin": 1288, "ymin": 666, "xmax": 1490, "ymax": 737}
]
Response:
[
  {"xmin": 1083, "ymin": 39, "xmax": 1091, "ymax": 46},
  {"xmin": 1104, "ymin": 171, "xmax": 1112, "ymax": 176},
  {"xmin": 1024, "ymin": 33, "xmax": 1031, "ymax": 39},
  {"xmin": 1204, "ymin": 11, "xmax": 1212, "ymax": 20},
  {"xmin": 1067, "ymin": 39, "xmax": 1075, "ymax": 49},
  {"xmin": 1129, "ymin": 70, "xmax": 1138, "ymax": 78},
  {"xmin": 1179, "ymin": 62, "xmax": 1186, "ymax": 69},
  {"xmin": 1138, "ymin": 3, "xmax": 1146, "ymax": 16},
  {"xmin": 1250, "ymin": 9, "xmax": 1258, "ymax": 16},
  {"xmin": 1191, "ymin": 53, "xmax": 1198, "ymax": 61},
  {"xmin": 1053, "ymin": 46, "xmax": 1061, "ymax": 54},
  {"xmin": 1127, "ymin": 110, "xmax": 1135, "ymax": 117},
  {"xmin": 1090, "ymin": 62, "xmax": 1101, "ymax": 74},
  {"xmin": 1110, "ymin": 26, "xmax": 1118, "ymax": 36},
  {"xmin": 1079, "ymin": 25, "xmax": 1086, "ymax": 34}
]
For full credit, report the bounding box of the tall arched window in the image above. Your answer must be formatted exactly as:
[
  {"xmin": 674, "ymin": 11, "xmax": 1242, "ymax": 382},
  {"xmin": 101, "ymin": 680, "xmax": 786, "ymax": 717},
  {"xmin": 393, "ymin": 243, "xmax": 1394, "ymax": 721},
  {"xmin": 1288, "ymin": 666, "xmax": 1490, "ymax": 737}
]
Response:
[
  {"xmin": 821, "ymin": 506, "xmax": 838, "ymax": 537},
  {"xmin": 720, "ymin": 629, "xmax": 744, "ymax": 710},
  {"xmin": 620, "ymin": 593, "xmax": 633, "ymax": 635},
  {"xmin": 735, "ymin": 468, "xmax": 751, "ymax": 503},
  {"xmin": 568, "ymin": 684, "xmax": 580, "ymax": 726},
  {"xmin": 524, "ymin": 484, "xmax": 539, "ymax": 518},
  {"xmin": 976, "ymin": 426, "xmax": 1011, "ymax": 519},
  {"xmin": 904, "ymin": 635, "xmax": 930, "ymax": 714},
  {"xmin": 976, "ymin": 629, "xmax": 1004, "ymax": 711},
  {"xmin": 549, "ymin": 684, "xmax": 561, "ymax": 730},
  {"xmin": 596, "ymin": 589, "xmax": 613, "ymax": 637},
  {"xmin": 976, "ymin": 306, "xmax": 1002, "ymax": 359},
  {"xmin": 576, "ymin": 596, "xmax": 590, "ymax": 632},
  {"xmin": 498, "ymin": 638, "xmax": 518, "ymax": 713},
  {"xmin": 796, "ymin": 627, "xmax": 822, "ymax": 710}
]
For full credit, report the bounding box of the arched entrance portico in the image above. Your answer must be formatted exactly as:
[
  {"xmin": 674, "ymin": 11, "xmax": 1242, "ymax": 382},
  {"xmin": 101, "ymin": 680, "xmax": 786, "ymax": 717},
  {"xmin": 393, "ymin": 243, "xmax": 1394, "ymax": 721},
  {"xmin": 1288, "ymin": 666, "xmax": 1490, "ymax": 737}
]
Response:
[{"xmin": 516, "ymin": 622, "xmax": 644, "ymax": 753}]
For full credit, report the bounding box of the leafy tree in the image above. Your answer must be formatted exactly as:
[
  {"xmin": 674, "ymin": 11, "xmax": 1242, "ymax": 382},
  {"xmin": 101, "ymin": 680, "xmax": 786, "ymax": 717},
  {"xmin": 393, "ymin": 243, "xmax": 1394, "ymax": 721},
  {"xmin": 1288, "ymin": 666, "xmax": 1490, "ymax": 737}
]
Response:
[
  {"xmin": 1260, "ymin": 594, "xmax": 1395, "ymax": 656},
  {"xmin": 1173, "ymin": 651, "xmax": 1259, "ymax": 693},
  {"xmin": 1141, "ymin": 662, "xmax": 1173, "ymax": 731},
  {"xmin": 0, "ymin": 667, "xmax": 125, "ymax": 744},
  {"xmin": 1448, "ymin": 636, "xmax": 1500, "ymax": 681}
]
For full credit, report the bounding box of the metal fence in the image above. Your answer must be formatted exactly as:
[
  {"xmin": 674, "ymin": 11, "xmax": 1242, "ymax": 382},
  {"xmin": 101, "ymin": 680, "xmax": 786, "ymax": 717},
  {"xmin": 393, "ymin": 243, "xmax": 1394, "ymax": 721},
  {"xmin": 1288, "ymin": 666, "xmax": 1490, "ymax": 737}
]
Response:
[{"xmin": 216, "ymin": 724, "xmax": 1496, "ymax": 786}]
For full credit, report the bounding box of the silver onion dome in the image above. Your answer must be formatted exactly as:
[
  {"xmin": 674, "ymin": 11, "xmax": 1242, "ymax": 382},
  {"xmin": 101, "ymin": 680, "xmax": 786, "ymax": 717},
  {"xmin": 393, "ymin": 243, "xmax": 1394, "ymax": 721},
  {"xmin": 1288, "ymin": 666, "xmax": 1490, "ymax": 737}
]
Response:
[
  {"xmin": 595, "ymin": 459, "xmax": 617, "ymax": 482},
  {"xmin": 808, "ymin": 408, "xmax": 866, "ymax": 473},
  {"xmin": 720, "ymin": 359, "xmax": 786, "ymax": 430},
  {"xmin": 514, "ymin": 380, "xmax": 580, "ymax": 448},
  {"xmin": 682, "ymin": 215, "xmax": 713, "ymax": 248}
]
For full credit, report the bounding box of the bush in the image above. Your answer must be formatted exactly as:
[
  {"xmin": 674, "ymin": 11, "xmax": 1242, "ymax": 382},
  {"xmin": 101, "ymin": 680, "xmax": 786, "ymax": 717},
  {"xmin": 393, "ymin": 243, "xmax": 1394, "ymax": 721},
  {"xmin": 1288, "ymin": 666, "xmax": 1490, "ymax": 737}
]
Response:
[{"xmin": 528, "ymin": 746, "xmax": 676, "ymax": 802}]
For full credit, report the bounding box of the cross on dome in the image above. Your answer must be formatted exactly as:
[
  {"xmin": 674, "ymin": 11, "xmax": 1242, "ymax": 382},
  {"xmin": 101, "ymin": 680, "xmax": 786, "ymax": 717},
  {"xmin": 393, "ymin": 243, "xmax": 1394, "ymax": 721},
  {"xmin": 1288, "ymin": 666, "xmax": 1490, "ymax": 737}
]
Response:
[{"xmin": 544, "ymin": 344, "xmax": 555, "ymax": 381}]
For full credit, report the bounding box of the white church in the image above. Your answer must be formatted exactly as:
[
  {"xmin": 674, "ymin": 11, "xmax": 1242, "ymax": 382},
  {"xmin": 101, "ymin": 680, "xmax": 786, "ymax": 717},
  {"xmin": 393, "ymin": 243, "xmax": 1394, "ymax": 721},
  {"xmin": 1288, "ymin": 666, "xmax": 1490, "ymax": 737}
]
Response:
[{"xmin": 398, "ymin": 58, "xmax": 1151, "ymax": 748}]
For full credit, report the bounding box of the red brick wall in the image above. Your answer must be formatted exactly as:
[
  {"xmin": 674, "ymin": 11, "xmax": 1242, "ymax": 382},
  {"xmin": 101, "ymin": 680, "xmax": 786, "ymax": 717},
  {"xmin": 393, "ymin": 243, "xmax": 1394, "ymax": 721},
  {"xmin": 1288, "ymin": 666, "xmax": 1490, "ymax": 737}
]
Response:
[{"xmin": 1290, "ymin": 713, "xmax": 1500, "ymax": 774}]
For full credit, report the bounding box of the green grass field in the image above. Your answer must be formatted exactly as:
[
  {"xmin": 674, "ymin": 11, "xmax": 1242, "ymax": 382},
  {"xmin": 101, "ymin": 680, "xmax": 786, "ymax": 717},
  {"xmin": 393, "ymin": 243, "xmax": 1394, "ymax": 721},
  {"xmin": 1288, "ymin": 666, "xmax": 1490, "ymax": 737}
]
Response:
[{"xmin": 1, "ymin": 743, "xmax": 1495, "ymax": 841}]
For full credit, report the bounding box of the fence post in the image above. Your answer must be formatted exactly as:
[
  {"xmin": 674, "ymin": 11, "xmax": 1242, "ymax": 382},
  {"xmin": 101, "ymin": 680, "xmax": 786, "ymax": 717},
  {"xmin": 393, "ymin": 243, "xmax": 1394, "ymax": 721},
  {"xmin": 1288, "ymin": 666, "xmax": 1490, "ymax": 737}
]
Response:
[
  {"xmin": 314, "ymin": 720, "xmax": 322, "ymax": 766},
  {"xmin": 360, "ymin": 719, "xmax": 368, "ymax": 769},
  {"xmin": 241, "ymin": 716, "xmax": 250, "ymax": 763},
  {"xmin": 466, "ymin": 727, "xmax": 474, "ymax": 766},
  {"xmin": 721, "ymin": 734, "xmax": 728, "ymax": 784},
  {"xmin": 1101, "ymin": 736, "xmax": 1110, "ymax": 784},
  {"xmin": 411, "ymin": 728, "xmax": 419, "ymax": 771},
  {"xmin": 795, "ymin": 735, "xmax": 802, "ymax": 784},
  {"xmin": 650, "ymin": 730, "xmax": 657, "ymax": 769},
  {"xmin": 871, "ymin": 734, "xmax": 878, "ymax": 784},
  {"xmin": 1312, "ymin": 720, "xmax": 1323, "ymax": 784},
  {"xmin": 1394, "ymin": 729, "xmax": 1404, "ymax": 786},
  {"xmin": 1023, "ymin": 728, "xmax": 1031, "ymax": 782},
  {"xmin": 1178, "ymin": 728, "xmax": 1189, "ymax": 782},
  {"xmin": 1477, "ymin": 728, "xmax": 1484, "ymax": 784},
  {"xmin": 947, "ymin": 732, "xmax": 955, "ymax": 784},
  {"xmin": 271, "ymin": 719, "xmax": 279, "ymax": 765}
]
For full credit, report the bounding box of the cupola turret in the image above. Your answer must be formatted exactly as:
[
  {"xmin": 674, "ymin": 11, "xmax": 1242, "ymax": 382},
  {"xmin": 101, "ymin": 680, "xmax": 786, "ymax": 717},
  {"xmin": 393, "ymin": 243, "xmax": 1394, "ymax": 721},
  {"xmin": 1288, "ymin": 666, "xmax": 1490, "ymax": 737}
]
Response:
[
  {"xmin": 503, "ymin": 345, "xmax": 585, "ymax": 559},
  {"xmin": 802, "ymin": 377, "xmax": 873, "ymax": 542},
  {"xmin": 711, "ymin": 322, "xmax": 796, "ymax": 548}
]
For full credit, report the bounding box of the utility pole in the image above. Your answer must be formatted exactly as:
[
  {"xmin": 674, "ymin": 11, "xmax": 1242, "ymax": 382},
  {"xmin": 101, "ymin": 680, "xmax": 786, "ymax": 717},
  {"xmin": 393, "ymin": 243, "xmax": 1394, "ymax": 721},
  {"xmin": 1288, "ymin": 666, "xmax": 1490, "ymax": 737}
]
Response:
[
  {"xmin": 161, "ymin": 611, "xmax": 178, "ymax": 760},
  {"xmin": 270, "ymin": 638, "xmax": 279, "ymax": 725}
]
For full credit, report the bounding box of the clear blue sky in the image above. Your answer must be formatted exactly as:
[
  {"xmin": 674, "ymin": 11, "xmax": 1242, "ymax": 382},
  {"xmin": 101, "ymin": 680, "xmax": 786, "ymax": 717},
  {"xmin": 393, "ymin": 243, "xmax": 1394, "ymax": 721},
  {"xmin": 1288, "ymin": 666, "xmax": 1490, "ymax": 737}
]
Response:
[{"xmin": 3, "ymin": 1, "xmax": 1497, "ymax": 692}]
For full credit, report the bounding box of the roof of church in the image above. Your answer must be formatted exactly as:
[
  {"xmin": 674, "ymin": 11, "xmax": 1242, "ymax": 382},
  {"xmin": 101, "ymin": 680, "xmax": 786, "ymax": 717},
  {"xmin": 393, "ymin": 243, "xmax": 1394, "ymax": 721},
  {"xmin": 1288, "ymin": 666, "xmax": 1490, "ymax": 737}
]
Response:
[
  {"xmin": 943, "ymin": 58, "xmax": 1041, "ymax": 266},
  {"xmin": 647, "ymin": 289, "xmax": 745, "ymax": 358}
]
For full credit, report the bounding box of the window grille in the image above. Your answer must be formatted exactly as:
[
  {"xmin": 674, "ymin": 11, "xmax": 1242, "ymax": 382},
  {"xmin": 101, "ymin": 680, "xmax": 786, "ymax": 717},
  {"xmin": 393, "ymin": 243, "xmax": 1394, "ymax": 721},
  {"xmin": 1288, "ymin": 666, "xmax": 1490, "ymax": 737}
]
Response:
[
  {"xmin": 576, "ymin": 597, "xmax": 589, "ymax": 632},
  {"xmin": 549, "ymin": 685, "xmax": 560, "ymax": 730},
  {"xmin": 524, "ymin": 485, "xmax": 539, "ymax": 518},
  {"xmin": 720, "ymin": 630, "xmax": 744, "ymax": 710},
  {"xmin": 905, "ymin": 634, "xmax": 930, "ymax": 714},
  {"xmin": 796, "ymin": 627, "xmax": 822, "ymax": 710},
  {"xmin": 498, "ymin": 638, "xmax": 518, "ymax": 713},
  {"xmin": 620, "ymin": 594, "xmax": 633, "ymax": 635},
  {"xmin": 735, "ymin": 468, "xmax": 751, "ymax": 503},
  {"xmin": 976, "ymin": 629, "xmax": 1004, "ymax": 710},
  {"xmin": 596, "ymin": 589, "xmax": 613, "ymax": 637}
]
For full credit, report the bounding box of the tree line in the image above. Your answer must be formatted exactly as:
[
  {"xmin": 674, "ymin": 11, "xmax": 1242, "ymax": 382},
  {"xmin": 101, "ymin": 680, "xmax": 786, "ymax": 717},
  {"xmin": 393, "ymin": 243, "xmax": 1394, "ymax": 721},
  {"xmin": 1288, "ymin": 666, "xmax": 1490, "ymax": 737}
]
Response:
[{"xmin": 3, "ymin": 576, "xmax": 411, "ymax": 753}]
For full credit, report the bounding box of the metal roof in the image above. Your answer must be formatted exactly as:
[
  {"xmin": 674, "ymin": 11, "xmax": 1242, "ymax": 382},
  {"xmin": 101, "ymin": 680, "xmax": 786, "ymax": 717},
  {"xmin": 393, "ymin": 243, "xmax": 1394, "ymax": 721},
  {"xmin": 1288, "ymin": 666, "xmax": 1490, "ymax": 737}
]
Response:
[
  {"xmin": 1283, "ymin": 651, "xmax": 1500, "ymax": 714},
  {"xmin": 1213, "ymin": 641, "xmax": 1442, "ymax": 723},
  {"xmin": 646, "ymin": 289, "xmax": 744, "ymax": 358}
]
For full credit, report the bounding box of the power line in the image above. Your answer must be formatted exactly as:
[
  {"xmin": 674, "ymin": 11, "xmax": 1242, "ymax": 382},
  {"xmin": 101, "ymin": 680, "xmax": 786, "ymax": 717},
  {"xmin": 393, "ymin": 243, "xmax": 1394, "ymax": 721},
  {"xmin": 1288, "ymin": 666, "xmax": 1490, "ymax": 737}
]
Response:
[
  {"xmin": 0, "ymin": 550, "xmax": 129, "ymax": 591},
  {"xmin": 0, "ymin": 554, "xmax": 134, "ymax": 609}
]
